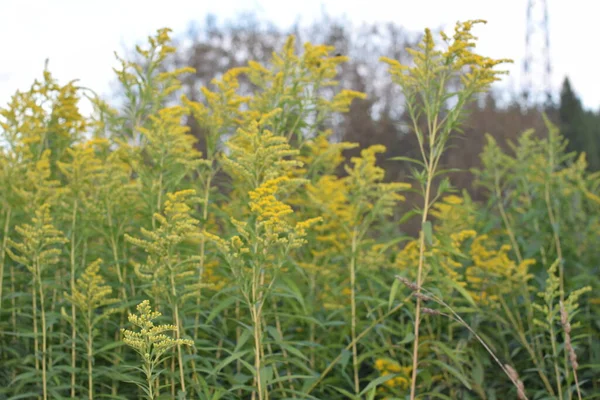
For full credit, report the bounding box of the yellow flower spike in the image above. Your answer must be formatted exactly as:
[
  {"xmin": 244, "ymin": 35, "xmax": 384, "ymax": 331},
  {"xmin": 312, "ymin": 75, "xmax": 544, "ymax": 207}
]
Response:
[
  {"xmin": 6, "ymin": 203, "xmax": 68, "ymax": 272},
  {"xmin": 330, "ymin": 90, "xmax": 368, "ymax": 113},
  {"xmin": 121, "ymin": 300, "xmax": 193, "ymax": 397},
  {"xmin": 222, "ymin": 113, "xmax": 303, "ymax": 189},
  {"xmin": 374, "ymin": 358, "xmax": 412, "ymax": 390},
  {"xmin": 65, "ymin": 259, "xmax": 118, "ymax": 319},
  {"xmin": 125, "ymin": 189, "xmax": 203, "ymax": 301}
]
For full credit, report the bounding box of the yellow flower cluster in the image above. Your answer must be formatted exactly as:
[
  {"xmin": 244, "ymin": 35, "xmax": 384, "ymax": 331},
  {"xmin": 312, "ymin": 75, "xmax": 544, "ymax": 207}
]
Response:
[
  {"xmin": 184, "ymin": 67, "xmax": 249, "ymax": 156},
  {"xmin": 6, "ymin": 204, "xmax": 67, "ymax": 272},
  {"xmin": 14, "ymin": 150, "xmax": 63, "ymax": 211},
  {"xmin": 250, "ymin": 177, "xmax": 295, "ymax": 233},
  {"xmin": 374, "ymin": 358, "xmax": 412, "ymax": 390},
  {"xmin": 296, "ymin": 130, "xmax": 358, "ymax": 178},
  {"xmin": 221, "ymin": 109, "xmax": 303, "ymax": 190},
  {"xmin": 64, "ymin": 259, "xmax": 118, "ymax": 318},
  {"xmin": 440, "ymin": 20, "xmax": 512, "ymax": 88},
  {"xmin": 381, "ymin": 20, "xmax": 511, "ymax": 96},
  {"xmin": 125, "ymin": 190, "xmax": 202, "ymax": 299},
  {"xmin": 57, "ymin": 141, "xmax": 108, "ymax": 199},
  {"xmin": 249, "ymin": 176, "xmax": 321, "ymax": 249},
  {"xmin": 467, "ymin": 235, "xmax": 535, "ymax": 303},
  {"xmin": 121, "ymin": 300, "xmax": 193, "ymax": 362},
  {"xmin": 344, "ymin": 146, "xmax": 409, "ymax": 223},
  {"xmin": 0, "ymin": 68, "xmax": 86, "ymax": 156},
  {"xmin": 113, "ymin": 28, "xmax": 194, "ymax": 143},
  {"xmin": 396, "ymin": 196, "xmax": 535, "ymax": 305},
  {"xmin": 136, "ymin": 105, "xmax": 206, "ymax": 172},
  {"xmin": 307, "ymin": 175, "xmax": 353, "ymax": 255}
]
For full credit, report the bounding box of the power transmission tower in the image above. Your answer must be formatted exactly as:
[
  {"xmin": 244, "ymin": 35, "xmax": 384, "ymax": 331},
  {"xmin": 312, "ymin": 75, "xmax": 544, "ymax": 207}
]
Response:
[{"xmin": 522, "ymin": 0, "xmax": 553, "ymax": 108}]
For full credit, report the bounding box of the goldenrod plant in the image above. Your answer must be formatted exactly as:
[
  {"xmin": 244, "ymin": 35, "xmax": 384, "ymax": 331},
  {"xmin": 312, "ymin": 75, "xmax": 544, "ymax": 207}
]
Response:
[
  {"xmin": 381, "ymin": 20, "xmax": 511, "ymax": 399},
  {"xmin": 5, "ymin": 204, "xmax": 68, "ymax": 400},
  {"xmin": 0, "ymin": 22, "xmax": 598, "ymax": 400},
  {"xmin": 122, "ymin": 300, "xmax": 194, "ymax": 400},
  {"xmin": 64, "ymin": 258, "xmax": 119, "ymax": 400}
]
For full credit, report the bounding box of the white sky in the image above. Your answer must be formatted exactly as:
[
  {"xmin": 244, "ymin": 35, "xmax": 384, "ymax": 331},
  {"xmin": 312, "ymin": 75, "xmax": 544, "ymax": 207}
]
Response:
[{"xmin": 1, "ymin": 0, "xmax": 597, "ymax": 111}]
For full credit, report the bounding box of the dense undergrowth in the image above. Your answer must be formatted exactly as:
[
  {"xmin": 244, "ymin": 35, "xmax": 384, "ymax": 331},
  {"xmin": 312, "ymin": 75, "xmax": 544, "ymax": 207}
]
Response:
[{"xmin": 0, "ymin": 21, "xmax": 598, "ymax": 400}]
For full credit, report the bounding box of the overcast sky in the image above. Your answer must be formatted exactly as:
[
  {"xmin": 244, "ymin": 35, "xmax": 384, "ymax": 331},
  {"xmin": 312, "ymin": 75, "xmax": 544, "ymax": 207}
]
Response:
[{"xmin": 1, "ymin": 0, "xmax": 597, "ymax": 111}]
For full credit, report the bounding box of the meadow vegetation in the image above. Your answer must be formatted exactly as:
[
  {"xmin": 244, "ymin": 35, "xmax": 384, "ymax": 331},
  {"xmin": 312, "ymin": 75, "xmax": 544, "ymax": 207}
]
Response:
[{"xmin": 0, "ymin": 20, "xmax": 598, "ymax": 399}]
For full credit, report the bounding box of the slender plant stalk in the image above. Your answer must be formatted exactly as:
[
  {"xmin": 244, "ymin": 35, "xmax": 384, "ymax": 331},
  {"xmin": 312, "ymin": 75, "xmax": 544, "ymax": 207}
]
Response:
[
  {"xmin": 309, "ymin": 272, "xmax": 316, "ymax": 369},
  {"xmin": 349, "ymin": 228, "xmax": 360, "ymax": 393},
  {"xmin": 153, "ymin": 155, "xmax": 165, "ymax": 230},
  {"xmin": 10, "ymin": 263, "xmax": 17, "ymax": 341},
  {"xmin": 86, "ymin": 310, "xmax": 94, "ymax": 400},
  {"xmin": 272, "ymin": 300, "xmax": 296, "ymax": 396},
  {"xmin": 70, "ymin": 200, "xmax": 78, "ymax": 398},
  {"xmin": 173, "ymin": 304, "xmax": 187, "ymax": 394},
  {"xmin": 446, "ymin": 310, "xmax": 528, "ymax": 399},
  {"xmin": 194, "ymin": 173, "xmax": 212, "ymax": 338},
  {"xmin": 0, "ymin": 207, "xmax": 11, "ymax": 312},
  {"xmin": 262, "ymin": 318, "xmax": 286, "ymax": 395},
  {"xmin": 549, "ymin": 313, "xmax": 564, "ymax": 400},
  {"xmin": 143, "ymin": 361, "xmax": 156, "ymax": 400},
  {"xmin": 32, "ymin": 275, "xmax": 40, "ymax": 373},
  {"xmin": 545, "ymin": 183, "xmax": 564, "ymax": 300},
  {"xmin": 170, "ymin": 355, "xmax": 176, "ymax": 398},
  {"xmin": 109, "ymin": 232, "xmax": 126, "ymax": 397},
  {"xmin": 367, "ymin": 280, "xmax": 397, "ymax": 358},
  {"xmin": 236, "ymin": 299, "xmax": 242, "ymax": 397},
  {"xmin": 409, "ymin": 161, "xmax": 434, "ymax": 399},
  {"xmin": 572, "ymin": 362, "xmax": 583, "ymax": 400},
  {"xmin": 493, "ymin": 171, "xmax": 523, "ymax": 264},
  {"xmin": 250, "ymin": 260, "xmax": 265, "ymax": 400},
  {"xmin": 35, "ymin": 258, "xmax": 48, "ymax": 400},
  {"xmin": 545, "ymin": 180, "xmax": 570, "ymax": 398},
  {"xmin": 306, "ymin": 294, "xmax": 412, "ymax": 395},
  {"xmin": 169, "ymin": 267, "xmax": 186, "ymax": 393},
  {"xmin": 493, "ymin": 177, "xmax": 556, "ymax": 396},
  {"xmin": 498, "ymin": 297, "xmax": 555, "ymax": 395},
  {"xmin": 411, "ymin": 285, "xmax": 530, "ymax": 400}
]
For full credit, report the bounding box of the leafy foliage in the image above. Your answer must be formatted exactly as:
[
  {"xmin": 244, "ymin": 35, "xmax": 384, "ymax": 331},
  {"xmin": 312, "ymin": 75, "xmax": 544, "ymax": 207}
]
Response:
[{"xmin": 0, "ymin": 22, "xmax": 597, "ymax": 400}]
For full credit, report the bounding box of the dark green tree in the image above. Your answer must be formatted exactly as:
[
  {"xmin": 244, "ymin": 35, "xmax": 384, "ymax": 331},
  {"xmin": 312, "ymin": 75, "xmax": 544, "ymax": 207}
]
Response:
[{"xmin": 559, "ymin": 77, "xmax": 600, "ymax": 170}]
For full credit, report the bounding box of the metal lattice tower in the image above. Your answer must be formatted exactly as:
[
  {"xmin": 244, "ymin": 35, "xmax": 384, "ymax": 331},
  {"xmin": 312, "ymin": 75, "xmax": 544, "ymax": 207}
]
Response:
[{"xmin": 522, "ymin": 0, "xmax": 553, "ymax": 107}]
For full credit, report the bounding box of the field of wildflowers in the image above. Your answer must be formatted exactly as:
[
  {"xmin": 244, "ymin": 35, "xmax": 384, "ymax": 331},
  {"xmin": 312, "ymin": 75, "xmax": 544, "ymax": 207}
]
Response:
[{"xmin": 0, "ymin": 21, "xmax": 598, "ymax": 400}]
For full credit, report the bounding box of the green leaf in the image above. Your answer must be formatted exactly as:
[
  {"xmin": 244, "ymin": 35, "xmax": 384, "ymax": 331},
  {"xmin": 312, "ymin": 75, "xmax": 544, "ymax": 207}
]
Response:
[
  {"xmin": 206, "ymin": 295, "xmax": 237, "ymax": 324},
  {"xmin": 388, "ymin": 277, "xmax": 400, "ymax": 311},
  {"xmin": 359, "ymin": 374, "xmax": 395, "ymax": 395},
  {"xmin": 259, "ymin": 365, "xmax": 273, "ymax": 394},
  {"xmin": 339, "ymin": 349, "xmax": 352, "ymax": 369},
  {"xmin": 472, "ymin": 358, "xmax": 484, "ymax": 386},
  {"xmin": 330, "ymin": 386, "xmax": 358, "ymax": 399},
  {"xmin": 388, "ymin": 156, "xmax": 426, "ymax": 168},
  {"xmin": 209, "ymin": 350, "xmax": 250, "ymax": 377},
  {"xmin": 428, "ymin": 359, "xmax": 472, "ymax": 390},
  {"xmin": 235, "ymin": 329, "xmax": 253, "ymax": 351},
  {"xmin": 446, "ymin": 279, "xmax": 476, "ymax": 307},
  {"xmin": 423, "ymin": 220, "xmax": 433, "ymax": 246}
]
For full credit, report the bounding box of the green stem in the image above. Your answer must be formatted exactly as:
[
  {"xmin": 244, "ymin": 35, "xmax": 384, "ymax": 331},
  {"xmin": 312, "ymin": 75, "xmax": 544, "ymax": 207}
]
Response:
[
  {"xmin": 0, "ymin": 207, "xmax": 11, "ymax": 312},
  {"xmin": 549, "ymin": 316, "xmax": 564, "ymax": 400},
  {"xmin": 173, "ymin": 304, "xmax": 186, "ymax": 394},
  {"xmin": 410, "ymin": 163, "xmax": 434, "ymax": 400},
  {"xmin": 87, "ymin": 312, "xmax": 94, "ymax": 400},
  {"xmin": 350, "ymin": 228, "xmax": 360, "ymax": 394},
  {"xmin": 251, "ymin": 261, "xmax": 265, "ymax": 400},
  {"xmin": 306, "ymin": 295, "xmax": 410, "ymax": 395},
  {"xmin": 36, "ymin": 258, "xmax": 48, "ymax": 400},
  {"xmin": 32, "ymin": 274, "xmax": 40, "ymax": 373},
  {"xmin": 70, "ymin": 200, "xmax": 78, "ymax": 398},
  {"xmin": 194, "ymin": 173, "xmax": 212, "ymax": 339}
]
